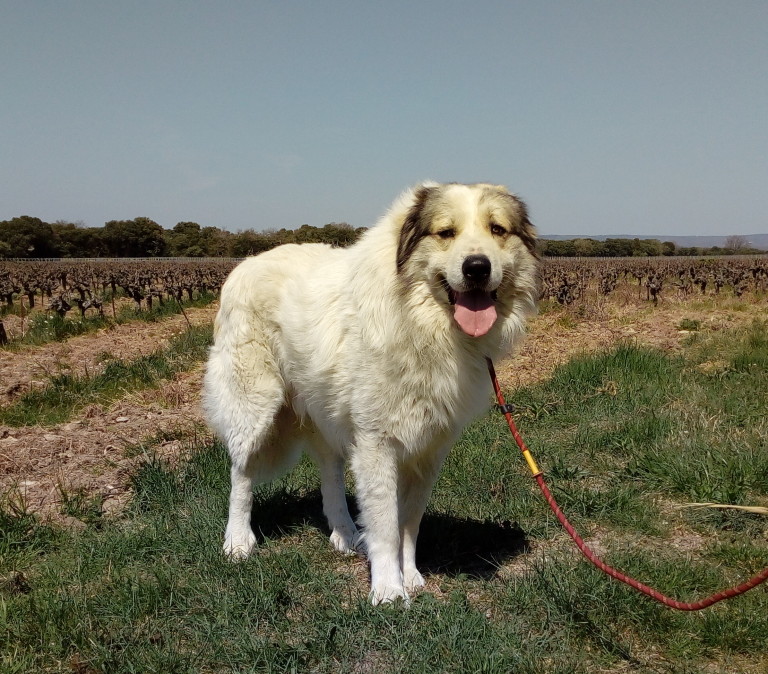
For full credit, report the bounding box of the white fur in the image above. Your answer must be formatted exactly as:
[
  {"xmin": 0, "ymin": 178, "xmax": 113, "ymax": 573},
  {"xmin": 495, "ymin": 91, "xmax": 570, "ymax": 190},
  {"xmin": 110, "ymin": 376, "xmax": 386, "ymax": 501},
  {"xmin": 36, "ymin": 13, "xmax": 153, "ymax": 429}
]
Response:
[{"xmin": 203, "ymin": 182, "xmax": 538, "ymax": 604}]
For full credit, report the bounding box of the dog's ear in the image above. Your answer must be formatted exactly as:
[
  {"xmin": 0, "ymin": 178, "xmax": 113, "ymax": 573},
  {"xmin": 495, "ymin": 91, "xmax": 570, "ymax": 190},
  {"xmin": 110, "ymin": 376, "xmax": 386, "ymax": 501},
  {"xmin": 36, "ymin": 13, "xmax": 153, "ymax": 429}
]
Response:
[
  {"xmin": 396, "ymin": 186, "xmax": 434, "ymax": 272},
  {"xmin": 517, "ymin": 211, "xmax": 538, "ymax": 258},
  {"xmin": 506, "ymin": 194, "xmax": 538, "ymax": 257}
]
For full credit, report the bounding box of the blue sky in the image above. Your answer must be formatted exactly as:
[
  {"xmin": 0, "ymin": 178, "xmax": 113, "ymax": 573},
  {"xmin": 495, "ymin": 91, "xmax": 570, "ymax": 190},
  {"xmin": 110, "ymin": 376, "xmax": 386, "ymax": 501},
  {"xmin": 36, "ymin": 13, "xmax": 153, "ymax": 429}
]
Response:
[{"xmin": 2, "ymin": 1, "xmax": 766, "ymax": 236}]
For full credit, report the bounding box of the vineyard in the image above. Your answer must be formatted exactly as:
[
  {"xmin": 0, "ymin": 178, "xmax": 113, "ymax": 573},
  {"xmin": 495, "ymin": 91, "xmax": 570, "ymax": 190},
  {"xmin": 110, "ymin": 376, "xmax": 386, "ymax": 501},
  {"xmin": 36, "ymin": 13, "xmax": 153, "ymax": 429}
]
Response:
[
  {"xmin": 541, "ymin": 255, "xmax": 768, "ymax": 306},
  {"xmin": 0, "ymin": 259, "xmax": 235, "ymax": 344},
  {"xmin": 1, "ymin": 256, "xmax": 767, "ymax": 345}
]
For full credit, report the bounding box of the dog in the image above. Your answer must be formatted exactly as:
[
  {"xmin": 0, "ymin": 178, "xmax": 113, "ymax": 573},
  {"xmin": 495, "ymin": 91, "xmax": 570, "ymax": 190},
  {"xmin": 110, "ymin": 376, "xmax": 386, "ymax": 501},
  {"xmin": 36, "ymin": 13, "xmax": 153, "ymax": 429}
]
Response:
[{"xmin": 203, "ymin": 182, "xmax": 539, "ymax": 604}]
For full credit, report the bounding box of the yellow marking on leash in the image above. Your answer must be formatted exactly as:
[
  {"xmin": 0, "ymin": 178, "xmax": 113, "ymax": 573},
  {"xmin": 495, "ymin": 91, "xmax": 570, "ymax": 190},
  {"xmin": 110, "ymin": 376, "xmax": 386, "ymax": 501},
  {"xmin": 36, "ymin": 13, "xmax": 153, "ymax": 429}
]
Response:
[{"xmin": 522, "ymin": 449, "xmax": 541, "ymax": 477}]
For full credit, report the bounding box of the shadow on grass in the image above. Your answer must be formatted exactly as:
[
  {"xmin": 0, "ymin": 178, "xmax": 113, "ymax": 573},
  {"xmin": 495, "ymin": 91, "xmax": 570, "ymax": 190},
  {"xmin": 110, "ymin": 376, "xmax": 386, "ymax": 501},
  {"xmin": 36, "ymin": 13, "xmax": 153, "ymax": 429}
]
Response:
[
  {"xmin": 249, "ymin": 490, "xmax": 529, "ymax": 580},
  {"xmin": 417, "ymin": 515, "xmax": 529, "ymax": 579}
]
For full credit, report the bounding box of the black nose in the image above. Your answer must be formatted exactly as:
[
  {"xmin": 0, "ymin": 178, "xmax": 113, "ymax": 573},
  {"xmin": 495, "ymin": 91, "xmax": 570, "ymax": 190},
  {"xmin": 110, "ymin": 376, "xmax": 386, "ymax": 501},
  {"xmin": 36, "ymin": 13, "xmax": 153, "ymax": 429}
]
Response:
[{"xmin": 462, "ymin": 254, "xmax": 492, "ymax": 285}]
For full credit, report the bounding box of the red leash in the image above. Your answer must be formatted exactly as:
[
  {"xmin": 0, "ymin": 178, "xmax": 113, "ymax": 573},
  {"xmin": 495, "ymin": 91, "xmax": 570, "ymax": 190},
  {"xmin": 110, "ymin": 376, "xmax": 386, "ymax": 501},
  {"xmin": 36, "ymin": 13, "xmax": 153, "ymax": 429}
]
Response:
[{"xmin": 486, "ymin": 358, "xmax": 768, "ymax": 611}]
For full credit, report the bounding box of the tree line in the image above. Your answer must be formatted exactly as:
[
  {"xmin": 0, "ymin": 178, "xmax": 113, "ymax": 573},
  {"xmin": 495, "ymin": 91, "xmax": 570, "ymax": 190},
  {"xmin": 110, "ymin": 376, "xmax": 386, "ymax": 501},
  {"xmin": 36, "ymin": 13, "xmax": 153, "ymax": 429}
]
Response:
[
  {"xmin": 538, "ymin": 235, "xmax": 763, "ymax": 257},
  {"xmin": 0, "ymin": 216, "xmax": 364, "ymax": 259},
  {"xmin": 0, "ymin": 215, "xmax": 762, "ymax": 259}
]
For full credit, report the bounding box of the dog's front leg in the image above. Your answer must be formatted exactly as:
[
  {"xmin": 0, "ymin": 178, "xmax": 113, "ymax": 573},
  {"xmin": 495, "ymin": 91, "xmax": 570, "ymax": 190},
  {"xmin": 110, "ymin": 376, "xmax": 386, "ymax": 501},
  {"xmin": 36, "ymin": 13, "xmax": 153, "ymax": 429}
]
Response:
[
  {"xmin": 399, "ymin": 469, "xmax": 432, "ymax": 594},
  {"xmin": 399, "ymin": 445, "xmax": 451, "ymax": 593},
  {"xmin": 351, "ymin": 441, "xmax": 406, "ymax": 605}
]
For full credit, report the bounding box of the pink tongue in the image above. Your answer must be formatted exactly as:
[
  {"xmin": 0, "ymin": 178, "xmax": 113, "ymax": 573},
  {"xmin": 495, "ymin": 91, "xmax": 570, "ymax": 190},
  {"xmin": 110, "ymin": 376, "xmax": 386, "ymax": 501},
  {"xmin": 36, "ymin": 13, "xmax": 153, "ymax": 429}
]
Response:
[{"xmin": 453, "ymin": 290, "xmax": 497, "ymax": 337}]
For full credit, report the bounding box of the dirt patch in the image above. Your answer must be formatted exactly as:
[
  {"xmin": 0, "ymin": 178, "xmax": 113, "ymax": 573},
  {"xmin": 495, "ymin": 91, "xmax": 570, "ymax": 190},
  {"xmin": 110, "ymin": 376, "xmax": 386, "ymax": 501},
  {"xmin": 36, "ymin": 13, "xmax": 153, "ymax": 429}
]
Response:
[
  {"xmin": 1, "ymin": 365, "xmax": 210, "ymax": 520},
  {"xmin": 1, "ymin": 305, "xmax": 220, "ymax": 520},
  {"xmin": 0, "ymin": 305, "xmax": 217, "ymax": 405},
  {"xmin": 498, "ymin": 293, "xmax": 766, "ymax": 390}
]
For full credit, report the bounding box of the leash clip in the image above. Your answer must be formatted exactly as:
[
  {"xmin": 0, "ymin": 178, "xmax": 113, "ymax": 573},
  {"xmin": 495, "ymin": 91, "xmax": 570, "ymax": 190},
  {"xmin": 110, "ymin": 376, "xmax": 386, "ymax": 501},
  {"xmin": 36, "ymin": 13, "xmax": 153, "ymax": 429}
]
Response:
[{"xmin": 496, "ymin": 403, "xmax": 516, "ymax": 415}]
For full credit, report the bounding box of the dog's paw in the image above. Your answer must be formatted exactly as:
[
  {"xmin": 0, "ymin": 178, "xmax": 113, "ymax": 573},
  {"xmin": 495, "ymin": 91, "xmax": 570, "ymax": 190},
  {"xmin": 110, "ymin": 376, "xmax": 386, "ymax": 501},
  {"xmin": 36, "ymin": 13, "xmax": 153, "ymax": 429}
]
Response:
[
  {"xmin": 403, "ymin": 569, "xmax": 425, "ymax": 593},
  {"xmin": 369, "ymin": 583, "xmax": 410, "ymax": 607},
  {"xmin": 223, "ymin": 529, "xmax": 256, "ymax": 560},
  {"xmin": 330, "ymin": 526, "xmax": 363, "ymax": 555}
]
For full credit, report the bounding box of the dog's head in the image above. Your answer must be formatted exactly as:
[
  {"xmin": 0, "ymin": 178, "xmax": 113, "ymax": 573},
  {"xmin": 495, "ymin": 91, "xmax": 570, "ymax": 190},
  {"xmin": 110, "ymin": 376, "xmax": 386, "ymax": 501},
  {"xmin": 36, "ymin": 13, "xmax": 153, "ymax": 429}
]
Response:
[{"xmin": 396, "ymin": 182, "xmax": 538, "ymax": 338}]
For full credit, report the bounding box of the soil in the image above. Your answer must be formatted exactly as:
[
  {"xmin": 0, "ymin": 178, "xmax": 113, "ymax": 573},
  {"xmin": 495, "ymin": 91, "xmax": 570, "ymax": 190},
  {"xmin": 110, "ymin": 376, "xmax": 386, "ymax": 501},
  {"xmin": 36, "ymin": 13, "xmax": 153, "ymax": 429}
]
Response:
[
  {"xmin": 1, "ymin": 305, "xmax": 217, "ymax": 404},
  {"xmin": 1, "ymin": 292, "xmax": 765, "ymax": 522},
  {"xmin": 497, "ymin": 295, "xmax": 763, "ymax": 387},
  {"xmin": 1, "ymin": 306, "xmax": 217, "ymax": 520}
]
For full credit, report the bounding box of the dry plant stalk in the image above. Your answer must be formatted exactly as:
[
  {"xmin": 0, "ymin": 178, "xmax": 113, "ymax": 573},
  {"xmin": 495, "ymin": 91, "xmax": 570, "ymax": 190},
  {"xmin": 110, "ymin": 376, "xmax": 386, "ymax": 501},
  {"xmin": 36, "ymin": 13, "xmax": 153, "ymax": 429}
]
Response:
[{"xmin": 679, "ymin": 502, "xmax": 768, "ymax": 516}]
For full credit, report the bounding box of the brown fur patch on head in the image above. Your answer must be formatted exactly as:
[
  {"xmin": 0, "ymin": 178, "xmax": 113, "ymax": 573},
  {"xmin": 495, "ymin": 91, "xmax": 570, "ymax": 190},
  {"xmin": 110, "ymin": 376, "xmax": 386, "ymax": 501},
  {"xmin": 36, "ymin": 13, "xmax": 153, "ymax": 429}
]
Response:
[
  {"xmin": 494, "ymin": 191, "xmax": 538, "ymax": 257},
  {"xmin": 396, "ymin": 186, "xmax": 435, "ymax": 272}
]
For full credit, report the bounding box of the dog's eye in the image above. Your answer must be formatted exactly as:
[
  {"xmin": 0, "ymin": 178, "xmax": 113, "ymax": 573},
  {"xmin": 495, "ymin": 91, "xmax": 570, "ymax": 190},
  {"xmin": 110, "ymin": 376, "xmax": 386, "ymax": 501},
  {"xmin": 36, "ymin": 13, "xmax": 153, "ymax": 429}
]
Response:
[
  {"xmin": 490, "ymin": 223, "xmax": 506, "ymax": 237},
  {"xmin": 436, "ymin": 229, "xmax": 455, "ymax": 239}
]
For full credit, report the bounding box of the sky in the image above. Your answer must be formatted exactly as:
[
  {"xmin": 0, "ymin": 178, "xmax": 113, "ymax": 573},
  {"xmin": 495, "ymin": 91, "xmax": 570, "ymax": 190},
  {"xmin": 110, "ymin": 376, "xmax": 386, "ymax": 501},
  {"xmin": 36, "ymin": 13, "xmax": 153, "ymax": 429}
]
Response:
[{"xmin": 1, "ymin": 1, "xmax": 767, "ymax": 237}]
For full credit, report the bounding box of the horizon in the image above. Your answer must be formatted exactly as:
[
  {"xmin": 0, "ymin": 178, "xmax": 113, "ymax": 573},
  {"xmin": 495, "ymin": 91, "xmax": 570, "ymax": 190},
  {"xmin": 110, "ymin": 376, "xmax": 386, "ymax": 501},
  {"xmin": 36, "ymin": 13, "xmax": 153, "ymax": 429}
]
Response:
[
  {"xmin": 6, "ymin": 214, "xmax": 767, "ymax": 243},
  {"xmin": 4, "ymin": 213, "xmax": 767, "ymax": 253},
  {"xmin": 537, "ymin": 232, "xmax": 768, "ymax": 240}
]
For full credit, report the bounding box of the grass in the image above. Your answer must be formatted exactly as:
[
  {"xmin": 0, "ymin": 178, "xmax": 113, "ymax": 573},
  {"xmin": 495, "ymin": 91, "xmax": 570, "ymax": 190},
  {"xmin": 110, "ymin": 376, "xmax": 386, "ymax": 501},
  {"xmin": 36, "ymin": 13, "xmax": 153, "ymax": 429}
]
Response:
[
  {"xmin": 677, "ymin": 317, "xmax": 701, "ymax": 331},
  {"xmin": 0, "ymin": 325, "xmax": 212, "ymax": 426},
  {"xmin": 0, "ymin": 292, "xmax": 217, "ymax": 350},
  {"xmin": 1, "ymin": 322, "xmax": 767, "ymax": 672}
]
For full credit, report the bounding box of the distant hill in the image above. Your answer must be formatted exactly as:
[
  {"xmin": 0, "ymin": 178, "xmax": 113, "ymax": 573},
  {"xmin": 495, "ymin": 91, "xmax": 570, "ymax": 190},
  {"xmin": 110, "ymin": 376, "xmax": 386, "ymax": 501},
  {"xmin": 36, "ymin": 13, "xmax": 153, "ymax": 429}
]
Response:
[{"xmin": 540, "ymin": 233, "xmax": 768, "ymax": 251}]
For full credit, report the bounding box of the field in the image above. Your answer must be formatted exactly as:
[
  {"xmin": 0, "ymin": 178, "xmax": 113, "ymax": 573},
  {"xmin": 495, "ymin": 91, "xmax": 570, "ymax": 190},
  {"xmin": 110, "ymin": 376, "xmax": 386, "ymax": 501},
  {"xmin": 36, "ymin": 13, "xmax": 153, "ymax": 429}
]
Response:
[{"xmin": 1, "ymin": 257, "xmax": 767, "ymax": 673}]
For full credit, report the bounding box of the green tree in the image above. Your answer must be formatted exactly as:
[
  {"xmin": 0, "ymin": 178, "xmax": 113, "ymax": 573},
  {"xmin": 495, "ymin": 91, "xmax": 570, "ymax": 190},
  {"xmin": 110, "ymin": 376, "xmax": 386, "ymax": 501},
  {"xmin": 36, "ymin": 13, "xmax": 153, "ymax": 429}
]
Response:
[
  {"xmin": 573, "ymin": 238, "xmax": 601, "ymax": 257},
  {"xmin": 52, "ymin": 221, "xmax": 107, "ymax": 257},
  {"xmin": 630, "ymin": 238, "xmax": 664, "ymax": 257},
  {"xmin": 102, "ymin": 217, "xmax": 167, "ymax": 257},
  {"xmin": 292, "ymin": 224, "xmax": 318, "ymax": 243},
  {"xmin": 540, "ymin": 239, "xmax": 576, "ymax": 257},
  {"xmin": 661, "ymin": 241, "xmax": 677, "ymax": 256},
  {"xmin": 230, "ymin": 229, "xmax": 276, "ymax": 257},
  {"xmin": 0, "ymin": 216, "xmax": 57, "ymax": 257},
  {"xmin": 200, "ymin": 226, "xmax": 233, "ymax": 256},
  {"xmin": 602, "ymin": 238, "xmax": 635, "ymax": 257},
  {"xmin": 321, "ymin": 222, "xmax": 359, "ymax": 247},
  {"xmin": 166, "ymin": 221, "xmax": 205, "ymax": 256}
]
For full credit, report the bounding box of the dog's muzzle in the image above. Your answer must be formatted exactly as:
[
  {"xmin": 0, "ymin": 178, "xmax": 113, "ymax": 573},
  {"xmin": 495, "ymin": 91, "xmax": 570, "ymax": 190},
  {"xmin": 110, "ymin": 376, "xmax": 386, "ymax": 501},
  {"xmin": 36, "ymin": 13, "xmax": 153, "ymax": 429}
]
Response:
[{"xmin": 442, "ymin": 255, "xmax": 498, "ymax": 338}]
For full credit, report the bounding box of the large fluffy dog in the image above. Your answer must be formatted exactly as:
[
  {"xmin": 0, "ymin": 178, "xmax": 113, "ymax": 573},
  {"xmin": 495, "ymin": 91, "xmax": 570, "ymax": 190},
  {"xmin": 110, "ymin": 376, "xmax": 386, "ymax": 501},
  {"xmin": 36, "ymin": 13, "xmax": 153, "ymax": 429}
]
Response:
[{"xmin": 203, "ymin": 182, "xmax": 539, "ymax": 603}]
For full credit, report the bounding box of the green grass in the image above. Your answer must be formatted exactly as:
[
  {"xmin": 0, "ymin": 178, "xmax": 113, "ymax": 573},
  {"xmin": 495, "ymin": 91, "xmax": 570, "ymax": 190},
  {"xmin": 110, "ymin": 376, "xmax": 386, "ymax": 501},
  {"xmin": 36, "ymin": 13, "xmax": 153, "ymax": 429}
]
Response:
[
  {"xmin": 0, "ymin": 325, "xmax": 212, "ymax": 426},
  {"xmin": 1, "ymin": 292, "xmax": 217, "ymax": 350},
  {"xmin": 5, "ymin": 312, "xmax": 113, "ymax": 346},
  {"xmin": 677, "ymin": 317, "xmax": 701, "ymax": 331},
  {"xmin": 2, "ymin": 322, "xmax": 767, "ymax": 672},
  {"xmin": 114, "ymin": 291, "xmax": 218, "ymax": 324}
]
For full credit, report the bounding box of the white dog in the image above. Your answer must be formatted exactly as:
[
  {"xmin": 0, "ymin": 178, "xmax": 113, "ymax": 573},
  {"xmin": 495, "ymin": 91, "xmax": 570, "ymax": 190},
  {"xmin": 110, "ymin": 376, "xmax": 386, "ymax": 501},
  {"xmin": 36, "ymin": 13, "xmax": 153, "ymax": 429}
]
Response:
[{"xmin": 203, "ymin": 182, "xmax": 539, "ymax": 604}]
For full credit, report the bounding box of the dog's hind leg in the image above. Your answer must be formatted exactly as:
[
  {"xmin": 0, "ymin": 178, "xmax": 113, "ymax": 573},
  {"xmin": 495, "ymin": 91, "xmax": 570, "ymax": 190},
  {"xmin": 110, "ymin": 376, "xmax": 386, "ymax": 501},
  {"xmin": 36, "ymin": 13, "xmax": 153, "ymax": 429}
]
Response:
[
  {"xmin": 306, "ymin": 437, "xmax": 360, "ymax": 554},
  {"xmin": 222, "ymin": 403, "xmax": 306, "ymax": 559},
  {"xmin": 204, "ymin": 347, "xmax": 300, "ymax": 559},
  {"xmin": 225, "ymin": 456, "xmax": 261, "ymax": 559}
]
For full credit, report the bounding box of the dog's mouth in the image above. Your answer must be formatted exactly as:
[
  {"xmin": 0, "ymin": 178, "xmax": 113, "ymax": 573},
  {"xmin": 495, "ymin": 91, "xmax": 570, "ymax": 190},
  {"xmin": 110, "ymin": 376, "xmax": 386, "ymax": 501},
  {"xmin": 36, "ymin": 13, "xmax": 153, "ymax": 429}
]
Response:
[{"xmin": 440, "ymin": 277, "xmax": 498, "ymax": 338}]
